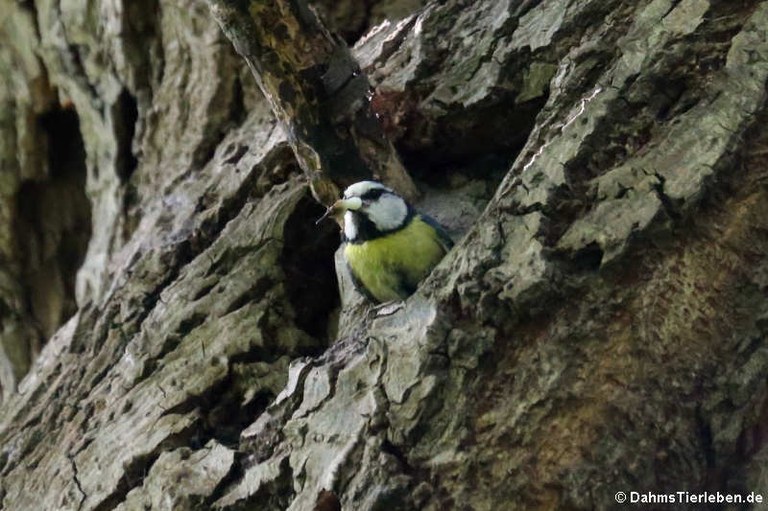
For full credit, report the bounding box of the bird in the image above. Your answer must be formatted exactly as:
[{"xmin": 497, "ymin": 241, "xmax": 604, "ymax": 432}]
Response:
[{"xmin": 317, "ymin": 180, "xmax": 453, "ymax": 303}]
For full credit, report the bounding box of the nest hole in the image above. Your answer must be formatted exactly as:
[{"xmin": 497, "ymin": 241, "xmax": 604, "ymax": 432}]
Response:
[
  {"xmin": 15, "ymin": 106, "xmax": 92, "ymax": 341},
  {"xmin": 280, "ymin": 193, "xmax": 341, "ymax": 342}
]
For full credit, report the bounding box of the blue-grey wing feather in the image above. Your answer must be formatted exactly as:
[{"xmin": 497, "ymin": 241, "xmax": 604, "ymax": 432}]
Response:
[
  {"xmin": 418, "ymin": 213, "xmax": 454, "ymax": 252},
  {"xmin": 344, "ymin": 257, "xmax": 377, "ymax": 302},
  {"xmin": 344, "ymin": 249, "xmax": 411, "ymax": 302}
]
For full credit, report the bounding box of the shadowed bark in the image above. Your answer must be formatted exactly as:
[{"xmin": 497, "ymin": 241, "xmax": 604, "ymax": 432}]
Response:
[
  {"xmin": 0, "ymin": 0, "xmax": 767, "ymax": 510},
  {"xmin": 206, "ymin": 0, "xmax": 419, "ymax": 204}
]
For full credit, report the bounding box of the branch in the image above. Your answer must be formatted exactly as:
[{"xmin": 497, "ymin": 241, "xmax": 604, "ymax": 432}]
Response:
[{"xmin": 206, "ymin": 0, "xmax": 419, "ymax": 203}]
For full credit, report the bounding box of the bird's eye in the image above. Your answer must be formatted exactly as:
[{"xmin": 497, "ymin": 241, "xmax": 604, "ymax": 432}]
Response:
[{"xmin": 360, "ymin": 188, "xmax": 385, "ymax": 201}]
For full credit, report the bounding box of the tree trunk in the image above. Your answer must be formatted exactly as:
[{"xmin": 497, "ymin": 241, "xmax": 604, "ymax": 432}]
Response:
[{"xmin": 1, "ymin": 0, "xmax": 767, "ymax": 510}]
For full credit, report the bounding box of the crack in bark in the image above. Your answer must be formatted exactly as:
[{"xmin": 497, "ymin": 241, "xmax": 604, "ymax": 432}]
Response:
[
  {"xmin": 88, "ymin": 418, "xmax": 217, "ymax": 511},
  {"xmin": 67, "ymin": 453, "xmax": 87, "ymax": 511},
  {"xmin": 51, "ymin": 0, "xmax": 100, "ymax": 103},
  {"xmin": 204, "ymin": 449, "xmax": 245, "ymax": 506},
  {"xmin": 649, "ymin": 170, "xmax": 682, "ymax": 220}
]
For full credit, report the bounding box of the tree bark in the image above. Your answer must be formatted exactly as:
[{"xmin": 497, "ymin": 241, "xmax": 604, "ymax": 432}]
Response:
[
  {"xmin": 1, "ymin": 0, "xmax": 768, "ymax": 510},
  {"xmin": 206, "ymin": 0, "xmax": 419, "ymax": 204}
]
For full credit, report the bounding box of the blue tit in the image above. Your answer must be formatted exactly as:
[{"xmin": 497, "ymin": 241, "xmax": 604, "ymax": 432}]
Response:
[{"xmin": 319, "ymin": 181, "xmax": 453, "ymax": 303}]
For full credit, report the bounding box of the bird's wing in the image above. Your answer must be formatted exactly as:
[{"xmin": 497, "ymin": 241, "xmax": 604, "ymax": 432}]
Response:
[
  {"xmin": 344, "ymin": 256, "xmax": 379, "ymax": 302},
  {"xmin": 345, "ymin": 252, "xmax": 413, "ymax": 302},
  {"xmin": 418, "ymin": 213, "xmax": 454, "ymax": 252}
]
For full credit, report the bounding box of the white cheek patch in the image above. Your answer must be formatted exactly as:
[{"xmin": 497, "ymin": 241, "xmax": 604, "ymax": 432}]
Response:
[
  {"xmin": 344, "ymin": 210, "xmax": 358, "ymax": 240},
  {"xmin": 367, "ymin": 194, "xmax": 408, "ymax": 231}
]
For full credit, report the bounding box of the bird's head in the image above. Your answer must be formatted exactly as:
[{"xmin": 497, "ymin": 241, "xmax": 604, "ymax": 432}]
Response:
[{"xmin": 317, "ymin": 181, "xmax": 411, "ymax": 242}]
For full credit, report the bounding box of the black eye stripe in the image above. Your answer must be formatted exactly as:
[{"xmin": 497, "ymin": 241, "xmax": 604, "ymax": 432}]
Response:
[{"xmin": 360, "ymin": 188, "xmax": 386, "ymax": 201}]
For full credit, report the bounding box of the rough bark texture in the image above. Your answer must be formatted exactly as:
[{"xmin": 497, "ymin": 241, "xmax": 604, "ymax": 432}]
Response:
[
  {"xmin": 1, "ymin": 0, "xmax": 768, "ymax": 510},
  {"xmin": 310, "ymin": 0, "xmax": 429, "ymax": 44},
  {"xmin": 205, "ymin": 0, "xmax": 418, "ymax": 204}
]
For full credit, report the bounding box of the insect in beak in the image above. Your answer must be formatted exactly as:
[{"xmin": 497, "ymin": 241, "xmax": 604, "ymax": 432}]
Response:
[
  {"xmin": 315, "ymin": 198, "xmax": 363, "ymax": 225},
  {"xmin": 315, "ymin": 206, "xmax": 335, "ymax": 225}
]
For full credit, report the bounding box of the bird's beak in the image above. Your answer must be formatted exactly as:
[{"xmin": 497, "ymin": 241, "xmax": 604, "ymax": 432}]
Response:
[{"xmin": 315, "ymin": 197, "xmax": 362, "ymax": 225}]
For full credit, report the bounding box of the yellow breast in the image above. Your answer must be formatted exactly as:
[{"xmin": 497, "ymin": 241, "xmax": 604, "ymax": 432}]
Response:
[{"xmin": 344, "ymin": 216, "xmax": 448, "ymax": 302}]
